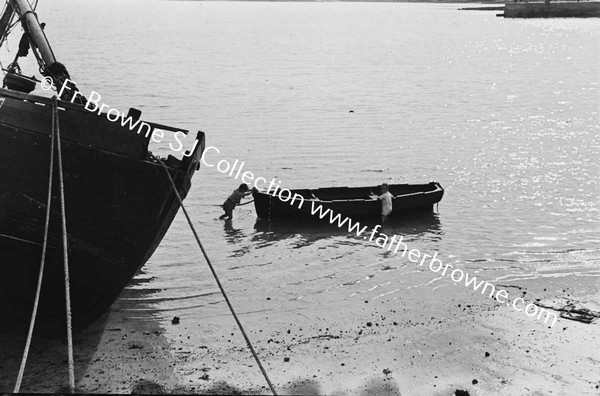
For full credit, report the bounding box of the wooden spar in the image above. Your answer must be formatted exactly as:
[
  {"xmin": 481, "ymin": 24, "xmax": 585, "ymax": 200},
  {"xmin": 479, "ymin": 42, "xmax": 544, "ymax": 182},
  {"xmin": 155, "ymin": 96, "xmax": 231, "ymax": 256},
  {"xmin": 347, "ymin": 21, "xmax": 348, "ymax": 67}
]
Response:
[
  {"xmin": 0, "ymin": 2, "xmax": 16, "ymax": 48},
  {"xmin": 9, "ymin": 0, "xmax": 56, "ymax": 68},
  {"xmin": 7, "ymin": 0, "xmax": 84, "ymax": 103}
]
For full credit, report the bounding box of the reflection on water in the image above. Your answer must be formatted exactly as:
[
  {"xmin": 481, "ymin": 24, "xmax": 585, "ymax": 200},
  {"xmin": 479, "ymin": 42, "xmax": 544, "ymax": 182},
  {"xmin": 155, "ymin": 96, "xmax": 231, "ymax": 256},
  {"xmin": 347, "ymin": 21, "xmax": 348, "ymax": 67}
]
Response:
[
  {"xmin": 252, "ymin": 211, "xmax": 443, "ymax": 245},
  {"xmin": 222, "ymin": 220, "xmax": 250, "ymax": 258}
]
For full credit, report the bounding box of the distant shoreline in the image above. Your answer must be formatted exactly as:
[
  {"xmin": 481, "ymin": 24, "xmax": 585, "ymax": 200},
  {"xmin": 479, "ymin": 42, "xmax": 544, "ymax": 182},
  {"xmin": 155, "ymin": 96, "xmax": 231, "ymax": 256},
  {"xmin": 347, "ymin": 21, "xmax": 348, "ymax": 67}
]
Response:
[
  {"xmin": 459, "ymin": 5, "xmax": 505, "ymax": 9},
  {"xmin": 170, "ymin": 0, "xmax": 506, "ymax": 4}
]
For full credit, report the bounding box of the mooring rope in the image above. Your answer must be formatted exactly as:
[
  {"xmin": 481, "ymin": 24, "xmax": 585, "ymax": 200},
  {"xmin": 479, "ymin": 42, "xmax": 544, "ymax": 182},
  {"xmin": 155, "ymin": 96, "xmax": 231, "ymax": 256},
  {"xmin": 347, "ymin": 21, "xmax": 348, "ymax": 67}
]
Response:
[
  {"xmin": 53, "ymin": 96, "xmax": 75, "ymax": 393},
  {"xmin": 13, "ymin": 92, "xmax": 57, "ymax": 394},
  {"xmin": 155, "ymin": 157, "xmax": 278, "ymax": 396}
]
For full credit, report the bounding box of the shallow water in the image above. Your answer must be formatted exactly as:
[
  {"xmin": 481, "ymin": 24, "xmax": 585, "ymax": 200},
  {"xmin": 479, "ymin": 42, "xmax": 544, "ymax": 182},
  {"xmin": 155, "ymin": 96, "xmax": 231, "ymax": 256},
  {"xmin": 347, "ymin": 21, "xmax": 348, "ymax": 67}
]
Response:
[
  {"xmin": 27, "ymin": 0, "xmax": 599, "ymax": 320},
  {"xmin": 4, "ymin": 0, "xmax": 600, "ymax": 391}
]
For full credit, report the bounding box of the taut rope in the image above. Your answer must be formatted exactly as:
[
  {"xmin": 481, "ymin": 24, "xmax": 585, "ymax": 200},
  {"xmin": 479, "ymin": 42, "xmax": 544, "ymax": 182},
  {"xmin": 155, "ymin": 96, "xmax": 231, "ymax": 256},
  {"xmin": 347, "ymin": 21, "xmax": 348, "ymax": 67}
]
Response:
[
  {"xmin": 155, "ymin": 157, "xmax": 277, "ymax": 395},
  {"xmin": 14, "ymin": 96, "xmax": 75, "ymax": 393},
  {"xmin": 13, "ymin": 95, "xmax": 57, "ymax": 394},
  {"xmin": 53, "ymin": 96, "xmax": 76, "ymax": 393}
]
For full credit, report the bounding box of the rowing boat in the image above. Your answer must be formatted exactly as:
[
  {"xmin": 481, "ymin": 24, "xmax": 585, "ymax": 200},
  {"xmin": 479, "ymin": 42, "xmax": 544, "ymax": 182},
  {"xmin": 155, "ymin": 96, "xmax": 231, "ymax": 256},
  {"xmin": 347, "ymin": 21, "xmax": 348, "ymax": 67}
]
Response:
[{"xmin": 253, "ymin": 182, "xmax": 444, "ymax": 220}]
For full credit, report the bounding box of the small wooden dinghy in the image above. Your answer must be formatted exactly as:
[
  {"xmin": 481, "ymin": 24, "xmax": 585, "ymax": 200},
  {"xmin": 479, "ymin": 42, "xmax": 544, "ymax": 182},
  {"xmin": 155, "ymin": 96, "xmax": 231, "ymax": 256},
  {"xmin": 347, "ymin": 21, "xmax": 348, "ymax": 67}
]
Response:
[{"xmin": 253, "ymin": 182, "xmax": 444, "ymax": 220}]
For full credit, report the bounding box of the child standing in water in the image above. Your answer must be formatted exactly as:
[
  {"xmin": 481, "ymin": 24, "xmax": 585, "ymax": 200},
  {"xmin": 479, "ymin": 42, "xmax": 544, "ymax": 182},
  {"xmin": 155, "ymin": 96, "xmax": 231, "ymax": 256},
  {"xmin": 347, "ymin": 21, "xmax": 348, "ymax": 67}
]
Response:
[
  {"xmin": 378, "ymin": 183, "xmax": 393, "ymax": 223},
  {"xmin": 219, "ymin": 183, "xmax": 253, "ymax": 220}
]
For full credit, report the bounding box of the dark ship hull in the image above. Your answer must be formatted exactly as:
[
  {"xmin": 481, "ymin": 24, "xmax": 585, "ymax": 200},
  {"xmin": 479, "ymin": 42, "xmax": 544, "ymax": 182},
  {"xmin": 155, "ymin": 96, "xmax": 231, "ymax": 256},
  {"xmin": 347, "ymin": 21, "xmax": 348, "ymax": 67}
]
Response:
[
  {"xmin": 0, "ymin": 88, "xmax": 205, "ymax": 334},
  {"xmin": 253, "ymin": 182, "xmax": 444, "ymax": 221}
]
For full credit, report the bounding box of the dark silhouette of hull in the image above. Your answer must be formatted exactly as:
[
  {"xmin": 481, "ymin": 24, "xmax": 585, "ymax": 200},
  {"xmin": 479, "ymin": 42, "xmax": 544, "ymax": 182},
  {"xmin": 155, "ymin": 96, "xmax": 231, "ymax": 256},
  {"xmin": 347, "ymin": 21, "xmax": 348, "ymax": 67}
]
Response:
[
  {"xmin": 253, "ymin": 182, "xmax": 444, "ymax": 221},
  {"xmin": 0, "ymin": 88, "xmax": 205, "ymax": 334}
]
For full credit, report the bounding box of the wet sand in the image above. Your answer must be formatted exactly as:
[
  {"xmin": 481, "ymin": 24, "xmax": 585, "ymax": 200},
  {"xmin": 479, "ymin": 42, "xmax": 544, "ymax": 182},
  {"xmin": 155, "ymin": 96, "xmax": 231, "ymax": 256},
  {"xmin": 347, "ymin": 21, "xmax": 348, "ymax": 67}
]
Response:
[
  {"xmin": 2, "ymin": 272, "xmax": 598, "ymax": 395},
  {"xmin": 0, "ymin": 293, "xmax": 178, "ymax": 394}
]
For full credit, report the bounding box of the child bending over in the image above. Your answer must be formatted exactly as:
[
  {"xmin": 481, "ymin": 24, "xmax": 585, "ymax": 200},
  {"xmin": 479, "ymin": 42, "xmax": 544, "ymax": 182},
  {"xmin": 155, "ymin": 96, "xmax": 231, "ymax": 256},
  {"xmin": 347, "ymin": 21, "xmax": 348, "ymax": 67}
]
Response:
[{"xmin": 220, "ymin": 183, "xmax": 254, "ymax": 220}]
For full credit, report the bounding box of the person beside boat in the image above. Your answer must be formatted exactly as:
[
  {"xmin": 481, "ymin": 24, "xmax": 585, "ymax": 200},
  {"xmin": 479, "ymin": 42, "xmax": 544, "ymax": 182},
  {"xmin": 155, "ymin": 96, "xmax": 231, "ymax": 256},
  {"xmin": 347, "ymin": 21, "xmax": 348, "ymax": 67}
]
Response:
[
  {"xmin": 378, "ymin": 183, "xmax": 393, "ymax": 223},
  {"xmin": 219, "ymin": 183, "xmax": 255, "ymax": 220}
]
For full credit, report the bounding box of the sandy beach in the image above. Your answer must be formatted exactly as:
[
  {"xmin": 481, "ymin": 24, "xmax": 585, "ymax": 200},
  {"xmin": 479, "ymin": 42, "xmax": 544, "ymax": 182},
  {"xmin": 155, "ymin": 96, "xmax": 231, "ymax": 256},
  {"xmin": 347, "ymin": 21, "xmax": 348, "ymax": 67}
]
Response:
[{"xmin": 2, "ymin": 266, "xmax": 598, "ymax": 395}]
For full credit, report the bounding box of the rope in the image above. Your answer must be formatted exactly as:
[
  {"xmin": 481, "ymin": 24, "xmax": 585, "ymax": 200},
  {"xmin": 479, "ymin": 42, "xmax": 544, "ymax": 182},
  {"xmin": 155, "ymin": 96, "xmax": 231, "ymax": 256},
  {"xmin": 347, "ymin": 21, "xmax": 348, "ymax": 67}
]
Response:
[
  {"xmin": 155, "ymin": 157, "xmax": 277, "ymax": 396},
  {"xmin": 7, "ymin": 14, "xmax": 24, "ymax": 35},
  {"xmin": 13, "ymin": 88, "xmax": 57, "ymax": 394},
  {"xmin": 53, "ymin": 96, "xmax": 75, "ymax": 393}
]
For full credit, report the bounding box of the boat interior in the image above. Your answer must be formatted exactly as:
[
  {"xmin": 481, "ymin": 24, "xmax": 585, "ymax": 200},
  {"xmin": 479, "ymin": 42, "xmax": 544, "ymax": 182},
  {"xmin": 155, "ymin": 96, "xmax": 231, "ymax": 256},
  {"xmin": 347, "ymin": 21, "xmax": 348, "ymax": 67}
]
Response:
[{"xmin": 276, "ymin": 183, "xmax": 440, "ymax": 201}]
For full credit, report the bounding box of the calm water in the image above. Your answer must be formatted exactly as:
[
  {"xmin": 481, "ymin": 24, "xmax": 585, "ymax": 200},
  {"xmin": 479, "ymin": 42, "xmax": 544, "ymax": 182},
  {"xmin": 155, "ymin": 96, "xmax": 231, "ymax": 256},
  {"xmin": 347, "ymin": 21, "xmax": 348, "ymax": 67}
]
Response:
[{"xmin": 17, "ymin": 0, "xmax": 599, "ymax": 333}]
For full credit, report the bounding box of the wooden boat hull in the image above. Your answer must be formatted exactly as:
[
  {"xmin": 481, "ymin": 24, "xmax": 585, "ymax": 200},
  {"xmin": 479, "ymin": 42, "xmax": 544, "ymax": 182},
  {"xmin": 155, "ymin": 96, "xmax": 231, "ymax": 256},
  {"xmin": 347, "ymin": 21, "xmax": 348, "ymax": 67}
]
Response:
[
  {"xmin": 0, "ymin": 88, "xmax": 204, "ymax": 334},
  {"xmin": 253, "ymin": 182, "xmax": 444, "ymax": 221}
]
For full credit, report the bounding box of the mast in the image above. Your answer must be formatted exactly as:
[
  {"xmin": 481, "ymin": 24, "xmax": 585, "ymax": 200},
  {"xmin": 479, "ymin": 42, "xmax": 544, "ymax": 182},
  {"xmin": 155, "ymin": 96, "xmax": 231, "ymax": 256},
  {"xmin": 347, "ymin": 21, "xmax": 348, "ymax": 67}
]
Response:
[{"xmin": 8, "ymin": 0, "xmax": 84, "ymax": 103}]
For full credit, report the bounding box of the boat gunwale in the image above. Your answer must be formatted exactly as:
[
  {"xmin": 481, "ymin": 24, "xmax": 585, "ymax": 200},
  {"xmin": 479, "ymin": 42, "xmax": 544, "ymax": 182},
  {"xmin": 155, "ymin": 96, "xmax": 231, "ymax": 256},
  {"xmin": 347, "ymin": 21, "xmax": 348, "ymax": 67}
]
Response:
[
  {"xmin": 253, "ymin": 182, "xmax": 444, "ymax": 204},
  {"xmin": 0, "ymin": 87, "xmax": 189, "ymax": 135},
  {"xmin": 0, "ymin": 87, "xmax": 205, "ymax": 173}
]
